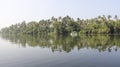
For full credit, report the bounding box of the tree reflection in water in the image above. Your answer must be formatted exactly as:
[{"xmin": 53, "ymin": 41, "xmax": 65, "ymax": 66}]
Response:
[{"xmin": 1, "ymin": 34, "xmax": 120, "ymax": 53}]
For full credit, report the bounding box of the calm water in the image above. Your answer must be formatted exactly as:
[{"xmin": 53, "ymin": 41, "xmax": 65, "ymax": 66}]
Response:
[{"xmin": 0, "ymin": 34, "xmax": 120, "ymax": 67}]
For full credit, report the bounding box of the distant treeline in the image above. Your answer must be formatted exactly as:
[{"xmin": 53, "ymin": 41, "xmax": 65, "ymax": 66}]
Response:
[{"xmin": 1, "ymin": 15, "xmax": 120, "ymax": 35}]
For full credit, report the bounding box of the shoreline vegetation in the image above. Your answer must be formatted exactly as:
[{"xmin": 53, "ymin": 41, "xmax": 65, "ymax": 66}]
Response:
[{"xmin": 1, "ymin": 15, "xmax": 120, "ymax": 36}]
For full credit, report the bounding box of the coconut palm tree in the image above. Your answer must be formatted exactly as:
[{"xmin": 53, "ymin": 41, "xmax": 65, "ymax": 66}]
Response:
[
  {"xmin": 114, "ymin": 15, "xmax": 118, "ymax": 21},
  {"xmin": 107, "ymin": 15, "xmax": 112, "ymax": 21}
]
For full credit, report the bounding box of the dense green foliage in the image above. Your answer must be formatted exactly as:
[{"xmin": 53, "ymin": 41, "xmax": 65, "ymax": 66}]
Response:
[{"xmin": 1, "ymin": 15, "xmax": 120, "ymax": 35}]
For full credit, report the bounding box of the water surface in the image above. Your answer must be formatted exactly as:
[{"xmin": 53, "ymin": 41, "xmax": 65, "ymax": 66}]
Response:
[{"xmin": 0, "ymin": 34, "xmax": 120, "ymax": 67}]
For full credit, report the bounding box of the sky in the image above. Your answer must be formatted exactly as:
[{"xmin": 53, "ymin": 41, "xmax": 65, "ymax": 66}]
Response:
[{"xmin": 0, "ymin": 0, "xmax": 120, "ymax": 29}]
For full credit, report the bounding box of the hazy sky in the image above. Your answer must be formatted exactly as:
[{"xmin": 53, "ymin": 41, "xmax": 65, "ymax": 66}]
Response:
[{"xmin": 0, "ymin": 0, "xmax": 120, "ymax": 29}]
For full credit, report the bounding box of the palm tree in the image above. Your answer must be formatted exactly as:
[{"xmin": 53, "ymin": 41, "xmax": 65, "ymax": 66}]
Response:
[
  {"xmin": 98, "ymin": 16, "xmax": 101, "ymax": 19},
  {"xmin": 58, "ymin": 16, "xmax": 62, "ymax": 22},
  {"xmin": 102, "ymin": 15, "xmax": 107, "ymax": 21},
  {"xmin": 107, "ymin": 15, "xmax": 112, "ymax": 21},
  {"xmin": 114, "ymin": 15, "xmax": 118, "ymax": 21}
]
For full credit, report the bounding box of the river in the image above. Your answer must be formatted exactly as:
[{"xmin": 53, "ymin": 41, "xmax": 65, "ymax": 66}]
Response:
[{"xmin": 0, "ymin": 34, "xmax": 120, "ymax": 67}]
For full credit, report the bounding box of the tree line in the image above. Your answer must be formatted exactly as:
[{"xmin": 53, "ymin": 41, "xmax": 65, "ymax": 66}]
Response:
[{"xmin": 1, "ymin": 15, "xmax": 120, "ymax": 35}]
